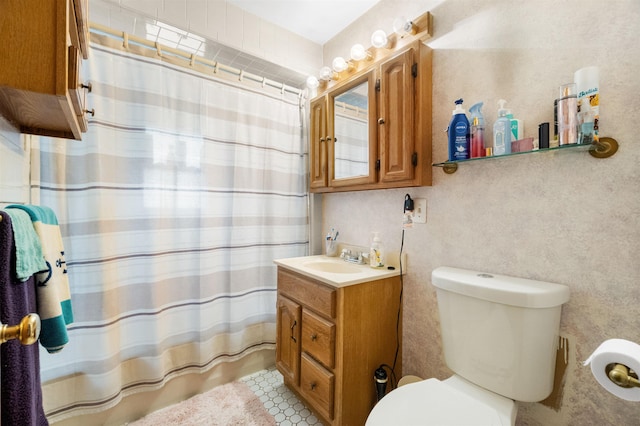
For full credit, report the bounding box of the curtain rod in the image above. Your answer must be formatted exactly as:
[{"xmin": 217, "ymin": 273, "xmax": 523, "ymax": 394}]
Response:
[{"xmin": 89, "ymin": 22, "xmax": 304, "ymax": 98}]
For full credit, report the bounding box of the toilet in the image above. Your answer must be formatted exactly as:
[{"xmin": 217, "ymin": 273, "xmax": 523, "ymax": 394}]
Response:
[{"xmin": 367, "ymin": 266, "xmax": 570, "ymax": 425}]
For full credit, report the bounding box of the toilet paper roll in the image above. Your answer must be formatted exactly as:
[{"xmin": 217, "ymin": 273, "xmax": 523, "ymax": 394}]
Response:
[{"xmin": 583, "ymin": 339, "xmax": 640, "ymax": 401}]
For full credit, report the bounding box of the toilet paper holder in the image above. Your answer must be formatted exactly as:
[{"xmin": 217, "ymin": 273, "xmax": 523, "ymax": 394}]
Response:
[{"xmin": 606, "ymin": 363, "xmax": 640, "ymax": 389}]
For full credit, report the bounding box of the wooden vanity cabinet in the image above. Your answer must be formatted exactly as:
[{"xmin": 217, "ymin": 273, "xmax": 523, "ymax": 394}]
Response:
[
  {"xmin": 0, "ymin": 0, "xmax": 91, "ymax": 140},
  {"xmin": 309, "ymin": 41, "xmax": 432, "ymax": 193},
  {"xmin": 276, "ymin": 267, "xmax": 402, "ymax": 426}
]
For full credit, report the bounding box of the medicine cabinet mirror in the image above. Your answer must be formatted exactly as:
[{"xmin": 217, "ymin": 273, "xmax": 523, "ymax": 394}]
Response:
[
  {"xmin": 328, "ymin": 72, "xmax": 377, "ymax": 187},
  {"xmin": 333, "ymin": 80, "xmax": 371, "ymax": 180}
]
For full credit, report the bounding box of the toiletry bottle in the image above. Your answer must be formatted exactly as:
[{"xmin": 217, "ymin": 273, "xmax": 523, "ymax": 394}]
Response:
[
  {"xmin": 493, "ymin": 99, "xmax": 512, "ymax": 155},
  {"xmin": 469, "ymin": 102, "xmax": 485, "ymax": 158},
  {"xmin": 558, "ymin": 83, "xmax": 578, "ymax": 145},
  {"xmin": 447, "ymin": 99, "xmax": 470, "ymax": 161},
  {"xmin": 506, "ymin": 109, "xmax": 523, "ymax": 141},
  {"xmin": 369, "ymin": 232, "xmax": 384, "ymax": 268},
  {"xmin": 574, "ymin": 66, "xmax": 599, "ymax": 142}
]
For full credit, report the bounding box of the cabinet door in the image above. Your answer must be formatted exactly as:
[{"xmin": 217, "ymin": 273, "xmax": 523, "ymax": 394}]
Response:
[
  {"xmin": 309, "ymin": 97, "xmax": 328, "ymax": 189},
  {"xmin": 276, "ymin": 295, "xmax": 301, "ymax": 385},
  {"xmin": 328, "ymin": 70, "xmax": 378, "ymax": 188},
  {"xmin": 378, "ymin": 48, "xmax": 415, "ymax": 183}
]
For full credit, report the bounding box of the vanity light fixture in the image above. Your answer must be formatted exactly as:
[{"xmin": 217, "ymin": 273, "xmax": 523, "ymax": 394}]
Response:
[
  {"xmin": 371, "ymin": 29, "xmax": 390, "ymax": 49},
  {"xmin": 350, "ymin": 43, "xmax": 372, "ymax": 62}
]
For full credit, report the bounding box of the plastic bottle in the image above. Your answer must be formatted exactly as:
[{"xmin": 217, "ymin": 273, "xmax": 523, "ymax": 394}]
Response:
[
  {"xmin": 574, "ymin": 66, "xmax": 599, "ymax": 142},
  {"xmin": 369, "ymin": 232, "xmax": 384, "ymax": 268},
  {"xmin": 506, "ymin": 109, "xmax": 523, "ymax": 141},
  {"xmin": 493, "ymin": 99, "xmax": 512, "ymax": 155},
  {"xmin": 447, "ymin": 99, "xmax": 470, "ymax": 161},
  {"xmin": 469, "ymin": 102, "xmax": 485, "ymax": 158}
]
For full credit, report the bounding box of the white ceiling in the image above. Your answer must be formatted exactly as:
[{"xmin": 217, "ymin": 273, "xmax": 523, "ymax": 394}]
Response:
[{"xmin": 227, "ymin": 0, "xmax": 383, "ymax": 45}]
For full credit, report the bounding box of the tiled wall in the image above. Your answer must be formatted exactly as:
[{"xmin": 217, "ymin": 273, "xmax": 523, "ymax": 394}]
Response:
[
  {"xmin": 322, "ymin": 0, "xmax": 640, "ymax": 425},
  {"xmin": 91, "ymin": 0, "xmax": 323, "ymax": 82}
]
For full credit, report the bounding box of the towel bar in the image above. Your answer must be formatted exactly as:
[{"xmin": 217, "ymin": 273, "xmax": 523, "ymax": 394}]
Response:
[{"xmin": 0, "ymin": 313, "xmax": 41, "ymax": 345}]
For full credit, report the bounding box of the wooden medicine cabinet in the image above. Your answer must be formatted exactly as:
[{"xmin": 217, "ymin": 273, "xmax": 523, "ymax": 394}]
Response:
[
  {"xmin": 0, "ymin": 0, "xmax": 91, "ymax": 140},
  {"xmin": 309, "ymin": 14, "xmax": 433, "ymax": 193}
]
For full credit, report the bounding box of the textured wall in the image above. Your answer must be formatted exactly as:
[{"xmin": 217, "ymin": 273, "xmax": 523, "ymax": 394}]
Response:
[
  {"xmin": 0, "ymin": 117, "xmax": 29, "ymax": 205},
  {"xmin": 322, "ymin": 1, "xmax": 640, "ymax": 424}
]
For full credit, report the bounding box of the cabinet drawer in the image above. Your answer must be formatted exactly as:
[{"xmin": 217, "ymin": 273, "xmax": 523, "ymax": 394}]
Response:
[
  {"xmin": 300, "ymin": 353, "xmax": 334, "ymax": 421},
  {"xmin": 278, "ymin": 269, "xmax": 336, "ymax": 318},
  {"xmin": 302, "ymin": 309, "xmax": 335, "ymax": 369}
]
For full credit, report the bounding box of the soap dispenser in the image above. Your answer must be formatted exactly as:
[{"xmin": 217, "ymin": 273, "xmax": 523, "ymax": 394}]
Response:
[
  {"xmin": 493, "ymin": 99, "xmax": 512, "ymax": 155},
  {"xmin": 369, "ymin": 232, "xmax": 384, "ymax": 268},
  {"xmin": 447, "ymin": 99, "xmax": 470, "ymax": 161}
]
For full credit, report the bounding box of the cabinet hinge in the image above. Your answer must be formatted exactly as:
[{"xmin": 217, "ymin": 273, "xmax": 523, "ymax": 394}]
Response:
[
  {"xmin": 376, "ymin": 159, "xmax": 381, "ymax": 171},
  {"xmin": 412, "ymin": 152, "xmax": 418, "ymax": 167},
  {"xmin": 375, "ymin": 79, "xmax": 381, "ymax": 92},
  {"xmin": 412, "ymin": 63, "xmax": 418, "ymax": 78}
]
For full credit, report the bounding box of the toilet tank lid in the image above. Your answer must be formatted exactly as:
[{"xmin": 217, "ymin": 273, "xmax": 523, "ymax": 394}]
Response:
[{"xmin": 432, "ymin": 267, "xmax": 570, "ymax": 308}]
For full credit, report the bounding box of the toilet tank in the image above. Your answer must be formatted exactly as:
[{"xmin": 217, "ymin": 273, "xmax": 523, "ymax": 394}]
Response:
[{"xmin": 432, "ymin": 267, "xmax": 570, "ymax": 402}]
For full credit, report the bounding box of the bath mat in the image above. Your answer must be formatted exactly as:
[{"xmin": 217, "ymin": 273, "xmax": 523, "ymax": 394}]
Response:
[{"xmin": 129, "ymin": 381, "xmax": 275, "ymax": 426}]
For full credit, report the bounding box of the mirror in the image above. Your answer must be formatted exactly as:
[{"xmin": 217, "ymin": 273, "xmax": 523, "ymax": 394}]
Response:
[{"xmin": 332, "ymin": 77, "xmax": 374, "ymax": 181}]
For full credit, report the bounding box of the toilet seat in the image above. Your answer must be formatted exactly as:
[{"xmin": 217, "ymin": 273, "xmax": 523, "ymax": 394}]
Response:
[{"xmin": 366, "ymin": 376, "xmax": 516, "ymax": 426}]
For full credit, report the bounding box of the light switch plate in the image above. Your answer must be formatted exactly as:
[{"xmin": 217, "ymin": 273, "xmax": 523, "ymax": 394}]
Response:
[{"xmin": 414, "ymin": 198, "xmax": 427, "ymax": 223}]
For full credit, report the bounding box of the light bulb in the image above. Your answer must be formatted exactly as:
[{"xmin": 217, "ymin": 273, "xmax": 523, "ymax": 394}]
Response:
[
  {"xmin": 306, "ymin": 76, "xmax": 319, "ymax": 89},
  {"xmin": 332, "ymin": 57, "xmax": 348, "ymax": 73},
  {"xmin": 350, "ymin": 44, "xmax": 370, "ymax": 61},
  {"xmin": 319, "ymin": 66, "xmax": 333, "ymax": 81},
  {"xmin": 393, "ymin": 17, "xmax": 417, "ymax": 36},
  {"xmin": 371, "ymin": 30, "xmax": 388, "ymax": 48}
]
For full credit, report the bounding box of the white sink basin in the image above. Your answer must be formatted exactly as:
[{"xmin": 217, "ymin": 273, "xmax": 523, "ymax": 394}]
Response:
[
  {"xmin": 303, "ymin": 261, "xmax": 362, "ymax": 274},
  {"xmin": 274, "ymin": 254, "xmax": 405, "ymax": 288}
]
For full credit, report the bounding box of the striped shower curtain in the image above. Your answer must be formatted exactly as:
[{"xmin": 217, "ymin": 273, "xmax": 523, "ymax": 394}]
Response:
[{"xmin": 32, "ymin": 44, "xmax": 308, "ymax": 422}]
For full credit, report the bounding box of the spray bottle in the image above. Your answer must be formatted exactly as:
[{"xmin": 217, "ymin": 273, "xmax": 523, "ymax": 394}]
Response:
[
  {"xmin": 469, "ymin": 102, "xmax": 485, "ymax": 158},
  {"xmin": 447, "ymin": 99, "xmax": 470, "ymax": 161},
  {"xmin": 493, "ymin": 99, "xmax": 512, "ymax": 155}
]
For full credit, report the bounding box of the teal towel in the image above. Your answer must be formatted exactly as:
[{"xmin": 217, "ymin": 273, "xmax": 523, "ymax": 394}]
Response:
[
  {"xmin": 7, "ymin": 205, "xmax": 74, "ymax": 353},
  {"xmin": 2, "ymin": 209, "xmax": 47, "ymax": 281}
]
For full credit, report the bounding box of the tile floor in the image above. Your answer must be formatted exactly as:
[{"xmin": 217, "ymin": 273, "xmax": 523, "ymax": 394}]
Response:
[{"xmin": 240, "ymin": 367, "xmax": 321, "ymax": 425}]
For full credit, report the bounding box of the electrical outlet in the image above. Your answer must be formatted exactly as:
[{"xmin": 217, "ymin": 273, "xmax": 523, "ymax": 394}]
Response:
[{"xmin": 413, "ymin": 198, "xmax": 427, "ymax": 223}]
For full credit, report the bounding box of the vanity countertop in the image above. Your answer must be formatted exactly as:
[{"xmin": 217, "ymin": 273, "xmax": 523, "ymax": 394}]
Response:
[{"xmin": 274, "ymin": 254, "xmax": 404, "ymax": 288}]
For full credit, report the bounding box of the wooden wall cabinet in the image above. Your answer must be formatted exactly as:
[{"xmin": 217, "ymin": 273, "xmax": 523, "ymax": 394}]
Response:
[
  {"xmin": 0, "ymin": 0, "xmax": 91, "ymax": 140},
  {"xmin": 309, "ymin": 41, "xmax": 432, "ymax": 193},
  {"xmin": 276, "ymin": 267, "xmax": 402, "ymax": 425}
]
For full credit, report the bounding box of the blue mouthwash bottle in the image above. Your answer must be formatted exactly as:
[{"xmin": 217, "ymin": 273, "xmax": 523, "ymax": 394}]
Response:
[{"xmin": 448, "ymin": 99, "xmax": 470, "ymax": 161}]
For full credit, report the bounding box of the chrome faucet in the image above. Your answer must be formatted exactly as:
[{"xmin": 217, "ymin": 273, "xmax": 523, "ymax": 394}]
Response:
[{"xmin": 340, "ymin": 249, "xmax": 366, "ymax": 265}]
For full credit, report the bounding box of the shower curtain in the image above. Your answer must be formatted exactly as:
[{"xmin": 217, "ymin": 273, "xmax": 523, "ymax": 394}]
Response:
[{"xmin": 32, "ymin": 44, "xmax": 308, "ymax": 422}]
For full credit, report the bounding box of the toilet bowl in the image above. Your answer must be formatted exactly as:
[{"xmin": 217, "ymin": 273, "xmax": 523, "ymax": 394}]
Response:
[
  {"xmin": 367, "ymin": 375, "xmax": 516, "ymax": 426},
  {"xmin": 366, "ymin": 266, "xmax": 570, "ymax": 425}
]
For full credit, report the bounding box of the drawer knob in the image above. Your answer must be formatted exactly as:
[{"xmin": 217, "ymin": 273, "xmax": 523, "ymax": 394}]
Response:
[
  {"xmin": 84, "ymin": 108, "xmax": 95, "ymax": 117},
  {"xmin": 310, "ymin": 382, "xmax": 317, "ymax": 390},
  {"xmin": 310, "ymin": 333, "xmax": 317, "ymax": 341}
]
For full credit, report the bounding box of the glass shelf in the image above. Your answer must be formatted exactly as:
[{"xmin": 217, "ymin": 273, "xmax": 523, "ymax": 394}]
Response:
[{"xmin": 432, "ymin": 137, "xmax": 618, "ymax": 174}]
